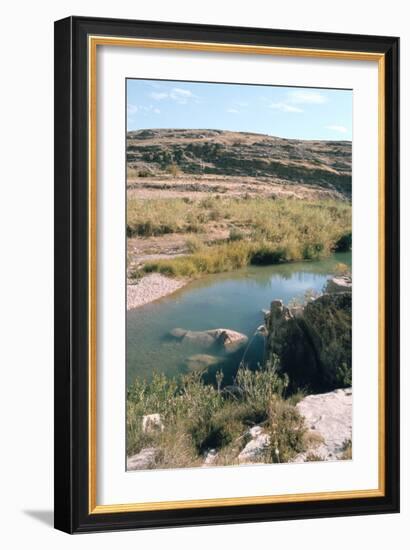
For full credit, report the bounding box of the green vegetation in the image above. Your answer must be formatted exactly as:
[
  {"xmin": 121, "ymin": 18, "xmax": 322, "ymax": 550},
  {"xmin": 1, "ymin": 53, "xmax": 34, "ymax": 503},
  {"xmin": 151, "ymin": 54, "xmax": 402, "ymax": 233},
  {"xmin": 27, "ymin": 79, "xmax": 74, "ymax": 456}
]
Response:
[
  {"xmin": 127, "ymin": 196, "xmax": 350, "ymax": 238},
  {"xmin": 341, "ymin": 439, "xmax": 352, "ymax": 460},
  {"xmin": 126, "ymin": 192, "xmax": 352, "ymax": 467},
  {"xmin": 127, "ymin": 197, "xmax": 351, "ymax": 277},
  {"xmin": 166, "ymin": 163, "xmax": 181, "ymax": 177},
  {"xmin": 303, "ymin": 292, "xmax": 352, "ymax": 389},
  {"xmin": 127, "ymin": 360, "xmax": 309, "ymax": 468}
]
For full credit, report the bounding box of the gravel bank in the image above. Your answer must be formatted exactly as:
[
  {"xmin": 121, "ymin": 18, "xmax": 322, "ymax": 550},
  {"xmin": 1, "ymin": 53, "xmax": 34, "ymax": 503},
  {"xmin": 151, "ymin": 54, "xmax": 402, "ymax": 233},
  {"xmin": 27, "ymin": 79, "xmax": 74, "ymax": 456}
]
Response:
[{"xmin": 127, "ymin": 274, "xmax": 187, "ymax": 310}]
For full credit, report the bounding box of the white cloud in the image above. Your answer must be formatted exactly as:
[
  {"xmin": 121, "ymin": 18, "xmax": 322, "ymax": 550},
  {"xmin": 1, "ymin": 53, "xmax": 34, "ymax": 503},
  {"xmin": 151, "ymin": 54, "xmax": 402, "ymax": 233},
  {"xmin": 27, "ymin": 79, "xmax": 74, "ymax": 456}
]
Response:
[
  {"xmin": 325, "ymin": 125, "xmax": 348, "ymax": 133},
  {"xmin": 170, "ymin": 88, "xmax": 193, "ymax": 103},
  {"xmin": 227, "ymin": 108, "xmax": 239, "ymax": 114},
  {"xmin": 150, "ymin": 91, "xmax": 168, "ymax": 100},
  {"xmin": 128, "ymin": 104, "xmax": 161, "ymax": 116},
  {"xmin": 267, "ymin": 90, "xmax": 327, "ymax": 114},
  {"xmin": 149, "ymin": 87, "xmax": 195, "ymax": 104},
  {"xmin": 269, "ymin": 102, "xmax": 303, "ymax": 113},
  {"xmin": 289, "ymin": 90, "xmax": 327, "ymax": 104},
  {"xmin": 127, "ymin": 103, "xmax": 138, "ymax": 115}
]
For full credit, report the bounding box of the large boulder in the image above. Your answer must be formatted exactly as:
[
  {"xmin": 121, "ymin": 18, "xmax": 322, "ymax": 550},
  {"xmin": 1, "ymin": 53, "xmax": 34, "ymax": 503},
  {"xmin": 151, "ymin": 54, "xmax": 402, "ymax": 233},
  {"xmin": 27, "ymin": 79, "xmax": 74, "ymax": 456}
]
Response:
[
  {"xmin": 325, "ymin": 276, "xmax": 352, "ymax": 294},
  {"xmin": 212, "ymin": 329, "xmax": 248, "ymax": 353},
  {"xmin": 180, "ymin": 330, "xmax": 216, "ymax": 347},
  {"xmin": 169, "ymin": 327, "xmax": 248, "ymax": 353},
  {"xmin": 293, "ymin": 388, "xmax": 352, "ymax": 462}
]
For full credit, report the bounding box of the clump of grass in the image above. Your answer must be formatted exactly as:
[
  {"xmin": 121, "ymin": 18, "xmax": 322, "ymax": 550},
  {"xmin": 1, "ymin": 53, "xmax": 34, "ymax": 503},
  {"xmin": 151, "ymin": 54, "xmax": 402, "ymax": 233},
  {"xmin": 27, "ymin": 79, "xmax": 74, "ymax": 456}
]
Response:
[
  {"xmin": 228, "ymin": 228, "xmax": 246, "ymax": 241},
  {"xmin": 267, "ymin": 397, "xmax": 307, "ymax": 463},
  {"xmin": 127, "ymin": 197, "xmax": 351, "ymax": 246},
  {"xmin": 341, "ymin": 439, "xmax": 352, "ymax": 460},
  {"xmin": 166, "ymin": 163, "xmax": 181, "ymax": 176},
  {"xmin": 305, "ymin": 452, "xmax": 324, "ymax": 462},
  {"xmin": 141, "ymin": 236, "xmax": 339, "ymax": 278},
  {"xmin": 185, "ymin": 235, "xmax": 204, "ymax": 253},
  {"xmin": 143, "ymin": 240, "xmax": 253, "ymax": 277},
  {"xmin": 333, "ymin": 262, "xmax": 350, "ymax": 276},
  {"xmin": 127, "ymin": 361, "xmax": 308, "ymax": 469},
  {"xmin": 129, "ymin": 268, "xmax": 144, "ymax": 280},
  {"xmin": 129, "ymin": 196, "xmax": 351, "ymax": 273},
  {"xmin": 335, "ymin": 232, "xmax": 352, "ymax": 252}
]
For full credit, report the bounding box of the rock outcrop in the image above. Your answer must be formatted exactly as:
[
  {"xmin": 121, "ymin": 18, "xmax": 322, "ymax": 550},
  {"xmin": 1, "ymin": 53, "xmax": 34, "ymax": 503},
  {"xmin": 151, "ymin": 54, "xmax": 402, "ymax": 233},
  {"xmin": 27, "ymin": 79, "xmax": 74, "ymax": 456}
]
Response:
[
  {"xmin": 142, "ymin": 413, "xmax": 164, "ymax": 433},
  {"xmin": 294, "ymin": 388, "xmax": 352, "ymax": 462},
  {"xmin": 127, "ymin": 447, "xmax": 159, "ymax": 470},
  {"xmin": 238, "ymin": 426, "xmax": 271, "ymax": 464},
  {"xmin": 265, "ymin": 281, "xmax": 352, "ymax": 391},
  {"xmin": 325, "ymin": 275, "xmax": 352, "ymax": 293},
  {"xmin": 127, "ymin": 129, "xmax": 352, "ymax": 198},
  {"xmin": 203, "ymin": 449, "xmax": 218, "ymax": 466}
]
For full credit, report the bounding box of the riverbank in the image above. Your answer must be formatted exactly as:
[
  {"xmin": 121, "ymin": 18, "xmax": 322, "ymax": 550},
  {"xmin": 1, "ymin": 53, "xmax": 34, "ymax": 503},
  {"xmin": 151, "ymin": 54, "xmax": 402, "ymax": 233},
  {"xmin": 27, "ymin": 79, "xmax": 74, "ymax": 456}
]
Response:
[
  {"xmin": 127, "ymin": 274, "xmax": 188, "ymax": 310},
  {"xmin": 127, "ymin": 197, "xmax": 351, "ymax": 280}
]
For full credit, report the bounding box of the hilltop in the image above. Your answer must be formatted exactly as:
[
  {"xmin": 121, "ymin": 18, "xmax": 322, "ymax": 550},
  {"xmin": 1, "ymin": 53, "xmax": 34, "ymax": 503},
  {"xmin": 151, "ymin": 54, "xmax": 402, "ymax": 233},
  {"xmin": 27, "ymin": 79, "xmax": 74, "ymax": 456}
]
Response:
[{"xmin": 127, "ymin": 128, "xmax": 352, "ymax": 199}]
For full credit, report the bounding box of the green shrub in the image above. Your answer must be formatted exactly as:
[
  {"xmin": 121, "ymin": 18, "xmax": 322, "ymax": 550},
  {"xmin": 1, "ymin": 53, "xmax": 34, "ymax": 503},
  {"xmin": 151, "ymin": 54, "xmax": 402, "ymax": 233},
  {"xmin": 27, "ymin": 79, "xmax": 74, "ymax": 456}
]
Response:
[
  {"xmin": 228, "ymin": 228, "xmax": 245, "ymax": 241},
  {"xmin": 166, "ymin": 163, "xmax": 181, "ymax": 176},
  {"xmin": 250, "ymin": 244, "xmax": 286, "ymax": 265},
  {"xmin": 128, "ymin": 197, "xmax": 350, "ymax": 274},
  {"xmin": 335, "ymin": 232, "xmax": 352, "ymax": 251},
  {"xmin": 341, "ymin": 439, "xmax": 352, "ymax": 460},
  {"xmin": 137, "ymin": 169, "xmax": 152, "ymax": 177},
  {"xmin": 127, "ymin": 361, "xmax": 307, "ymax": 468},
  {"xmin": 267, "ymin": 397, "xmax": 307, "ymax": 463}
]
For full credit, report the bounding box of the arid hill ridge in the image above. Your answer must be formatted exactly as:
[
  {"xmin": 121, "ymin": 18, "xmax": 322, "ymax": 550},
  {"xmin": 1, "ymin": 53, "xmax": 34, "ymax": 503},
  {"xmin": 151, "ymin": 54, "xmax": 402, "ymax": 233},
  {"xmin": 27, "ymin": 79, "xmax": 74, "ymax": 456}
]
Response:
[{"xmin": 127, "ymin": 128, "xmax": 352, "ymax": 198}]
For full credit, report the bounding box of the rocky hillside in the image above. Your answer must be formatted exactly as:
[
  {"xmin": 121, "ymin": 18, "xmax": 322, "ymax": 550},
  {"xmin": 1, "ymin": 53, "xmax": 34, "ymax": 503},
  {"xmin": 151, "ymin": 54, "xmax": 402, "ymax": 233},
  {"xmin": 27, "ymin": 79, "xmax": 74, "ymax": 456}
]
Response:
[{"xmin": 127, "ymin": 129, "xmax": 352, "ymax": 198}]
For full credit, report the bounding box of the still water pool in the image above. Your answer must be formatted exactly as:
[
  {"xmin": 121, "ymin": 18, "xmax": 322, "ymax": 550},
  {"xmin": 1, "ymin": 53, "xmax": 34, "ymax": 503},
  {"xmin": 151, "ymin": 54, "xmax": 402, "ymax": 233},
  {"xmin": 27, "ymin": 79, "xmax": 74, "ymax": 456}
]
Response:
[{"xmin": 127, "ymin": 252, "xmax": 351, "ymax": 386}]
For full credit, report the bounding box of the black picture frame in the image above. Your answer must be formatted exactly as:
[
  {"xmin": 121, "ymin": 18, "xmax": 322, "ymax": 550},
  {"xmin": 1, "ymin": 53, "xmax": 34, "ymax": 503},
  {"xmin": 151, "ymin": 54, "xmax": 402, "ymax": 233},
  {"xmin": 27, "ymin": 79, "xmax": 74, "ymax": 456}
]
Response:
[{"xmin": 54, "ymin": 15, "xmax": 400, "ymax": 534}]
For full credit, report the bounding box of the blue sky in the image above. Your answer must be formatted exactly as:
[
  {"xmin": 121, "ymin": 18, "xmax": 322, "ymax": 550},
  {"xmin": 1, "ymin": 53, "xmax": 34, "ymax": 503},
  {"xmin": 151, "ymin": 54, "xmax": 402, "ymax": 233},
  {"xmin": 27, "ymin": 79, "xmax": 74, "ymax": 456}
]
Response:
[{"xmin": 127, "ymin": 79, "xmax": 352, "ymax": 141}]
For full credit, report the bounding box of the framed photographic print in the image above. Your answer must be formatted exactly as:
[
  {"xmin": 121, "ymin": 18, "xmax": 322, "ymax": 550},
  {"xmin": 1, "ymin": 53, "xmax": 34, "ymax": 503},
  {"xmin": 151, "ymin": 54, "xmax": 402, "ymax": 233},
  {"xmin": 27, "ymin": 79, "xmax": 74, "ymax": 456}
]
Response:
[{"xmin": 54, "ymin": 16, "xmax": 400, "ymax": 533}]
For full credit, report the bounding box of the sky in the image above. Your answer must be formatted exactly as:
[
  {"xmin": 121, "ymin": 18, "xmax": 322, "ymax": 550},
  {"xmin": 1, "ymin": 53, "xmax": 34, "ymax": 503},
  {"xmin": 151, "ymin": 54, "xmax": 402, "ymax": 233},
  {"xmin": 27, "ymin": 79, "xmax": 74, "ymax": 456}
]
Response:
[{"xmin": 127, "ymin": 79, "xmax": 352, "ymax": 141}]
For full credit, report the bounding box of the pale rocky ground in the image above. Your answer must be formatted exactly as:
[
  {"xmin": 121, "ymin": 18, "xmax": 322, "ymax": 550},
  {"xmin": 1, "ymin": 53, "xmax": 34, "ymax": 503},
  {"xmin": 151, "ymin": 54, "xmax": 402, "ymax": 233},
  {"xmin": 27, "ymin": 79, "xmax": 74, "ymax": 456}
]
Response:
[
  {"xmin": 294, "ymin": 388, "xmax": 352, "ymax": 462},
  {"xmin": 127, "ymin": 175, "xmax": 343, "ymax": 201},
  {"xmin": 127, "ymin": 388, "xmax": 352, "ymax": 470},
  {"xmin": 127, "ymin": 448, "xmax": 159, "ymax": 470},
  {"xmin": 127, "ymin": 273, "xmax": 187, "ymax": 310},
  {"xmin": 237, "ymin": 426, "xmax": 271, "ymax": 464}
]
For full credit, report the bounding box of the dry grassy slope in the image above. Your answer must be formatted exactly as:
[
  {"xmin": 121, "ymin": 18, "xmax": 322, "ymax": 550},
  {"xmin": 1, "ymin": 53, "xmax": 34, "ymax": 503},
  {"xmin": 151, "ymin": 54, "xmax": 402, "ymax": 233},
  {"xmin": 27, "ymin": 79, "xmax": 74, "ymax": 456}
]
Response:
[{"xmin": 127, "ymin": 129, "xmax": 352, "ymax": 197}]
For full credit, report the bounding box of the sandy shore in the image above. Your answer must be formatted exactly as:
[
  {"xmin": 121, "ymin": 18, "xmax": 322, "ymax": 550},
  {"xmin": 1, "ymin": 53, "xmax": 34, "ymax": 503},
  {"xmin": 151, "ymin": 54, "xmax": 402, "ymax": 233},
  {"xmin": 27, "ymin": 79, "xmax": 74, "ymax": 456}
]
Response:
[{"xmin": 127, "ymin": 274, "xmax": 188, "ymax": 310}]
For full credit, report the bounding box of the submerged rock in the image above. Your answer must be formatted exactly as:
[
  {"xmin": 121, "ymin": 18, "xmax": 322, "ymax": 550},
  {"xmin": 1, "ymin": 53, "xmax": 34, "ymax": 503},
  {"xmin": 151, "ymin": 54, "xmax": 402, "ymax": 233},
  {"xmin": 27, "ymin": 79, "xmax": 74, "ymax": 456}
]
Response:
[
  {"xmin": 186, "ymin": 354, "xmax": 222, "ymax": 371},
  {"xmin": 181, "ymin": 330, "xmax": 216, "ymax": 347},
  {"xmin": 169, "ymin": 327, "xmax": 248, "ymax": 353},
  {"xmin": 170, "ymin": 328, "xmax": 188, "ymax": 338},
  {"xmin": 127, "ymin": 447, "xmax": 159, "ymax": 470},
  {"xmin": 293, "ymin": 388, "xmax": 352, "ymax": 462},
  {"xmin": 214, "ymin": 329, "xmax": 248, "ymax": 352}
]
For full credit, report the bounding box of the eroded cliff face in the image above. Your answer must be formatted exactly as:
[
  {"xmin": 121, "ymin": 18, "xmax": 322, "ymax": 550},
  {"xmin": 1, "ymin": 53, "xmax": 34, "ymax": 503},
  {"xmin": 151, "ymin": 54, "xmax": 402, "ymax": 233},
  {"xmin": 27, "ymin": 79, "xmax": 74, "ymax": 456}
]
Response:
[{"xmin": 265, "ymin": 278, "xmax": 352, "ymax": 391}]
